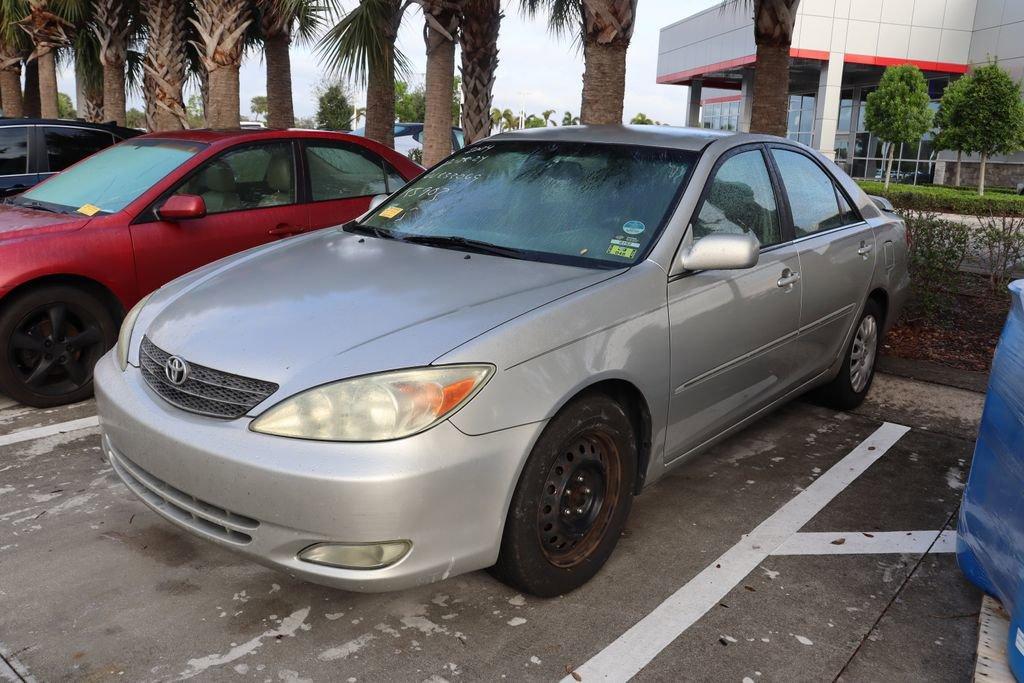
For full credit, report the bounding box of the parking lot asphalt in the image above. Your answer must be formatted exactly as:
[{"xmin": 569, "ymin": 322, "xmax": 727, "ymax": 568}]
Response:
[{"xmin": 0, "ymin": 374, "xmax": 985, "ymax": 682}]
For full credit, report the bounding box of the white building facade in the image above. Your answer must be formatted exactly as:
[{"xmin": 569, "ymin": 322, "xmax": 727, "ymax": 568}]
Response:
[{"xmin": 657, "ymin": 0, "xmax": 1024, "ymax": 184}]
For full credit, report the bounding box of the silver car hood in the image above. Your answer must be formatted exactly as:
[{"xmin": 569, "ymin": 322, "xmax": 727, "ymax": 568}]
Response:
[{"xmin": 144, "ymin": 229, "xmax": 619, "ymax": 394}]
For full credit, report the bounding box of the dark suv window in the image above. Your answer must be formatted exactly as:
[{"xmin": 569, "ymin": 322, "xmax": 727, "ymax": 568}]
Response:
[
  {"xmin": 0, "ymin": 126, "xmax": 29, "ymax": 175},
  {"xmin": 43, "ymin": 126, "xmax": 116, "ymax": 173}
]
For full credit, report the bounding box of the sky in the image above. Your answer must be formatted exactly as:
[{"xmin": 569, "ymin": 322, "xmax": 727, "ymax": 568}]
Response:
[{"xmin": 56, "ymin": 0, "xmax": 720, "ymax": 126}]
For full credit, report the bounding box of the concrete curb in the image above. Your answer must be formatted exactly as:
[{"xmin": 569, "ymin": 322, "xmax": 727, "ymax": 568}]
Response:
[{"xmin": 878, "ymin": 355, "xmax": 989, "ymax": 394}]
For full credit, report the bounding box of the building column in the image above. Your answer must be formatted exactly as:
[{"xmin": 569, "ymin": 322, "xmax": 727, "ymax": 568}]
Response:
[
  {"xmin": 812, "ymin": 52, "xmax": 844, "ymax": 158},
  {"xmin": 739, "ymin": 68, "xmax": 754, "ymax": 132},
  {"xmin": 686, "ymin": 79, "xmax": 702, "ymax": 127}
]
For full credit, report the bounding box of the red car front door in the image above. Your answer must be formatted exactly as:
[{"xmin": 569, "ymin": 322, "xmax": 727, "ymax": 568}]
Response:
[
  {"xmin": 301, "ymin": 139, "xmax": 412, "ymax": 230},
  {"xmin": 129, "ymin": 140, "xmax": 309, "ymax": 294}
]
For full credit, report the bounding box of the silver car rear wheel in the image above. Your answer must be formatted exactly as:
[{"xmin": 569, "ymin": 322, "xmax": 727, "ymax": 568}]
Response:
[{"xmin": 849, "ymin": 314, "xmax": 878, "ymax": 394}]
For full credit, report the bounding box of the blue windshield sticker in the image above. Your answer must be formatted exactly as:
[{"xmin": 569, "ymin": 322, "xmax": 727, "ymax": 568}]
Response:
[{"xmin": 622, "ymin": 220, "xmax": 645, "ymax": 235}]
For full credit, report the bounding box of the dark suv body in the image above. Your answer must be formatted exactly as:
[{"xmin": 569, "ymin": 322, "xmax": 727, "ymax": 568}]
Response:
[{"xmin": 0, "ymin": 118, "xmax": 141, "ymax": 197}]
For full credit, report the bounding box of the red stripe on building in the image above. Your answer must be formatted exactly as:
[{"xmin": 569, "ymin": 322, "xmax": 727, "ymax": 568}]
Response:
[
  {"xmin": 843, "ymin": 53, "xmax": 969, "ymax": 73},
  {"xmin": 702, "ymin": 94, "xmax": 743, "ymax": 105}
]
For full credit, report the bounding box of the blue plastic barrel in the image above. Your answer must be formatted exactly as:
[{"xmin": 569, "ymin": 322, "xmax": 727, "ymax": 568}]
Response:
[{"xmin": 957, "ymin": 279, "xmax": 1024, "ymax": 680}]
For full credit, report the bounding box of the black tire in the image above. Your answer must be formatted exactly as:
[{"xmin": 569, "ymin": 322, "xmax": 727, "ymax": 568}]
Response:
[
  {"xmin": 0, "ymin": 285, "xmax": 118, "ymax": 407},
  {"xmin": 816, "ymin": 299, "xmax": 883, "ymax": 411},
  {"xmin": 491, "ymin": 393, "xmax": 637, "ymax": 597}
]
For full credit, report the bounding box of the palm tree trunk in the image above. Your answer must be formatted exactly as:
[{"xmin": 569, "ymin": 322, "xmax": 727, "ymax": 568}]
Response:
[
  {"xmin": 23, "ymin": 60, "xmax": 40, "ymax": 117},
  {"xmin": 264, "ymin": 31, "xmax": 293, "ymax": 128},
  {"xmin": 207, "ymin": 65, "xmax": 240, "ymax": 128},
  {"xmin": 459, "ymin": 0, "xmax": 500, "ymax": 144},
  {"xmin": 143, "ymin": 0, "xmax": 189, "ymax": 131},
  {"xmin": 423, "ymin": 36, "xmax": 455, "ymax": 166},
  {"xmin": 365, "ymin": 51, "xmax": 395, "ymax": 148},
  {"xmin": 749, "ymin": 43, "xmax": 790, "ymax": 136},
  {"xmin": 580, "ymin": 40, "xmax": 628, "ymax": 125},
  {"xmin": 102, "ymin": 58, "xmax": 126, "ymax": 125},
  {"xmin": 0, "ymin": 63, "xmax": 23, "ymax": 117},
  {"xmin": 37, "ymin": 49, "xmax": 59, "ymax": 118}
]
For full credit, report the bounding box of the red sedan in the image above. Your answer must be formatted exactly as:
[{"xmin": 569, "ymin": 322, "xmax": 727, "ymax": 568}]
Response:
[{"xmin": 0, "ymin": 129, "xmax": 422, "ymax": 407}]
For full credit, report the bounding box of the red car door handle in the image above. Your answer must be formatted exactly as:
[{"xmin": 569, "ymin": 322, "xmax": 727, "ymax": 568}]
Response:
[{"xmin": 268, "ymin": 224, "xmax": 304, "ymax": 236}]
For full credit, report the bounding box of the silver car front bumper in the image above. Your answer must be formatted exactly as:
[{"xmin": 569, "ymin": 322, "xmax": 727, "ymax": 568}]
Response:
[{"xmin": 94, "ymin": 353, "xmax": 545, "ymax": 592}]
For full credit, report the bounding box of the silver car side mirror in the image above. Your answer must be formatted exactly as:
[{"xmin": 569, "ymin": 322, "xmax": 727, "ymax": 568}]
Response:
[
  {"xmin": 368, "ymin": 194, "xmax": 388, "ymax": 211},
  {"xmin": 679, "ymin": 232, "xmax": 760, "ymax": 271}
]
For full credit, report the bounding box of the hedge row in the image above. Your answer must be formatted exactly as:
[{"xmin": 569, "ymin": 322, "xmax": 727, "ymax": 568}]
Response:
[{"xmin": 856, "ymin": 180, "xmax": 1024, "ymax": 217}]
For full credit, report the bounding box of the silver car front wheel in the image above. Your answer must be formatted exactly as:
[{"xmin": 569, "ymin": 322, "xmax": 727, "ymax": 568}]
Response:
[{"xmin": 849, "ymin": 314, "xmax": 878, "ymax": 394}]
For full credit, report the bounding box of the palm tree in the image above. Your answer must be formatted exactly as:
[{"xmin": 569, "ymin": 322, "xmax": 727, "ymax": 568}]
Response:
[
  {"xmin": 318, "ymin": 0, "xmax": 407, "ymax": 149},
  {"xmin": 73, "ymin": 26, "xmax": 102, "ymax": 120},
  {"xmin": 561, "ymin": 110, "xmax": 578, "ymax": 125},
  {"xmin": 458, "ymin": 0, "xmax": 500, "ymax": 144},
  {"xmin": 22, "ymin": 56, "xmax": 39, "ymax": 116},
  {"xmin": 255, "ymin": 0, "xmax": 323, "ymax": 129},
  {"xmin": 500, "ymin": 106, "xmax": 515, "ymax": 131},
  {"xmin": 142, "ymin": 0, "xmax": 188, "ymax": 130},
  {"xmin": 417, "ymin": 0, "xmax": 462, "ymax": 166},
  {"xmin": 541, "ymin": 108, "xmax": 555, "ymax": 126},
  {"xmin": 190, "ymin": 0, "xmax": 252, "ymax": 128},
  {"xmin": 13, "ymin": 0, "xmax": 81, "ymax": 119},
  {"xmin": 0, "ymin": 6, "xmax": 27, "ymax": 116},
  {"xmin": 735, "ymin": 0, "xmax": 800, "ymax": 136},
  {"xmin": 90, "ymin": 0, "xmax": 136, "ymax": 125},
  {"xmin": 523, "ymin": 0, "xmax": 637, "ymax": 125}
]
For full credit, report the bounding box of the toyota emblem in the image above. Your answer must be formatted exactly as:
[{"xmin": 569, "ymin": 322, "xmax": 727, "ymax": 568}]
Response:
[{"xmin": 164, "ymin": 356, "xmax": 190, "ymax": 386}]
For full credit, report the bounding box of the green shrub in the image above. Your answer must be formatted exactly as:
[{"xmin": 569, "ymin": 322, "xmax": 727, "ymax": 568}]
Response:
[
  {"xmin": 899, "ymin": 210, "xmax": 971, "ymax": 320},
  {"xmin": 858, "ymin": 180, "xmax": 1024, "ymax": 216},
  {"xmin": 973, "ymin": 215, "xmax": 1024, "ymax": 293}
]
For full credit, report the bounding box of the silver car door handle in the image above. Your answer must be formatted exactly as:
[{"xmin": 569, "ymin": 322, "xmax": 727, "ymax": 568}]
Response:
[
  {"xmin": 857, "ymin": 243, "xmax": 873, "ymax": 257},
  {"xmin": 777, "ymin": 271, "xmax": 801, "ymax": 288}
]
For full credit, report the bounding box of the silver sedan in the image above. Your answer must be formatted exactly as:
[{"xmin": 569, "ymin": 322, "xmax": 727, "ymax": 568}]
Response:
[{"xmin": 95, "ymin": 126, "xmax": 908, "ymax": 597}]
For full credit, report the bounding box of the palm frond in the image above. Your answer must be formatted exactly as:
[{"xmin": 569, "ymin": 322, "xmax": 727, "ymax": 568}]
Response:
[
  {"xmin": 519, "ymin": 0, "xmax": 579, "ymax": 41},
  {"xmin": 315, "ymin": 0, "xmax": 409, "ymax": 86}
]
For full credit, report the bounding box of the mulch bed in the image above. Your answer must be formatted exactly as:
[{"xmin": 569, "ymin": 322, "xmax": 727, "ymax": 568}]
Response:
[{"xmin": 882, "ymin": 274, "xmax": 1012, "ymax": 373}]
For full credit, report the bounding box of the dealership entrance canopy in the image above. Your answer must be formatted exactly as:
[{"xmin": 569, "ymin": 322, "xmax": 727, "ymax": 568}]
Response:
[{"xmin": 657, "ymin": 0, "xmax": 1024, "ymax": 183}]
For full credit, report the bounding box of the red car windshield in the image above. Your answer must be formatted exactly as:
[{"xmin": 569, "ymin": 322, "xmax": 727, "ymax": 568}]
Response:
[{"xmin": 16, "ymin": 139, "xmax": 207, "ymax": 215}]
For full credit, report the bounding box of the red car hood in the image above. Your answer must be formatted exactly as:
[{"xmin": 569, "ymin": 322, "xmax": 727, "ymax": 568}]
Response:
[{"xmin": 0, "ymin": 203, "xmax": 92, "ymax": 239}]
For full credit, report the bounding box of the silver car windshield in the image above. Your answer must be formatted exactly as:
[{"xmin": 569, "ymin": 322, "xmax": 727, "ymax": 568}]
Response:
[{"xmin": 361, "ymin": 141, "xmax": 697, "ymax": 268}]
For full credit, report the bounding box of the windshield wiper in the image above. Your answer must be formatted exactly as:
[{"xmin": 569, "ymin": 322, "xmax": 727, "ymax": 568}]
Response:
[
  {"xmin": 11, "ymin": 198, "xmax": 65, "ymax": 214},
  {"xmin": 342, "ymin": 221, "xmax": 398, "ymax": 240},
  {"xmin": 401, "ymin": 234, "xmax": 527, "ymax": 259}
]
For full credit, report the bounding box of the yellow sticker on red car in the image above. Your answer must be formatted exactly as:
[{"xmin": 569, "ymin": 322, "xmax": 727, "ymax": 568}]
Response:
[
  {"xmin": 378, "ymin": 206, "xmax": 403, "ymax": 219},
  {"xmin": 76, "ymin": 203, "xmax": 101, "ymax": 216}
]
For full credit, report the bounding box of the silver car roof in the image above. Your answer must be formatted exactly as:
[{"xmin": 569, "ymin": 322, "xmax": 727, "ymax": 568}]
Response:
[{"xmin": 487, "ymin": 125, "xmax": 749, "ymax": 151}]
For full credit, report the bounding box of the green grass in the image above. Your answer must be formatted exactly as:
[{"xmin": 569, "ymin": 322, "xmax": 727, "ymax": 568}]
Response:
[{"xmin": 856, "ymin": 180, "xmax": 1024, "ymax": 216}]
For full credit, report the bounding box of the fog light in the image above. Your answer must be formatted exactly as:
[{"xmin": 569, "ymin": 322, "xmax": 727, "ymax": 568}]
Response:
[{"xmin": 298, "ymin": 541, "xmax": 411, "ymax": 570}]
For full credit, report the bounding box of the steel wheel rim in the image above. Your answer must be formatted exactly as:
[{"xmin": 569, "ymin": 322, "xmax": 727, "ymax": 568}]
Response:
[
  {"xmin": 537, "ymin": 429, "xmax": 623, "ymax": 568},
  {"xmin": 8, "ymin": 302, "xmax": 103, "ymax": 397},
  {"xmin": 850, "ymin": 314, "xmax": 878, "ymax": 394}
]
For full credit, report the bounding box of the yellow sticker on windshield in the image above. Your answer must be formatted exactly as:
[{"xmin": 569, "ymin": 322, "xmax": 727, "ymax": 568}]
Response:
[
  {"xmin": 76, "ymin": 203, "xmax": 101, "ymax": 216},
  {"xmin": 607, "ymin": 244, "xmax": 637, "ymax": 259},
  {"xmin": 378, "ymin": 206, "xmax": 403, "ymax": 219}
]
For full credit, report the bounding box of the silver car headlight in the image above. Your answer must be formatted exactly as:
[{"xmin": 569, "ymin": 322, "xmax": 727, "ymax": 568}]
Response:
[
  {"xmin": 116, "ymin": 293, "xmax": 153, "ymax": 371},
  {"xmin": 249, "ymin": 365, "xmax": 494, "ymax": 442}
]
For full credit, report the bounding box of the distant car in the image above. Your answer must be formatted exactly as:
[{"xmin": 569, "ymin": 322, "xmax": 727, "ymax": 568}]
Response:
[
  {"xmin": 239, "ymin": 121, "xmax": 267, "ymax": 130},
  {"xmin": 96, "ymin": 126, "xmax": 909, "ymax": 596},
  {"xmin": 0, "ymin": 129, "xmax": 422, "ymax": 407},
  {"xmin": 352, "ymin": 123, "xmax": 465, "ymax": 158},
  {"xmin": 0, "ymin": 118, "xmax": 140, "ymax": 197}
]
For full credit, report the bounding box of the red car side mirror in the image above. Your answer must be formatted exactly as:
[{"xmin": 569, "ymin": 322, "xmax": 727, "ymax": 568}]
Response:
[{"xmin": 158, "ymin": 194, "xmax": 207, "ymax": 221}]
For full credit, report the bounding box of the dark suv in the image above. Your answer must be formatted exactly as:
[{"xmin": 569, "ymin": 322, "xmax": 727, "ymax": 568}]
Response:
[{"xmin": 0, "ymin": 118, "xmax": 140, "ymax": 197}]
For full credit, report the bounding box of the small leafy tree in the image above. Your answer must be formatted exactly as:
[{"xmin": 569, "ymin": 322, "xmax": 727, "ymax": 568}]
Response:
[
  {"xmin": 562, "ymin": 110, "xmax": 579, "ymax": 126},
  {"xmin": 933, "ymin": 75, "xmax": 972, "ymax": 187},
  {"xmin": 126, "ymin": 108, "xmax": 146, "ymax": 129},
  {"xmin": 865, "ymin": 65, "xmax": 933, "ymax": 190},
  {"xmin": 630, "ymin": 112, "xmax": 654, "ymax": 125},
  {"xmin": 395, "ymin": 80, "xmax": 426, "ymax": 122},
  {"xmin": 316, "ymin": 82, "xmax": 355, "ymax": 131},
  {"xmin": 57, "ymin": 92, "xmax": 76, "ymax": 119},
  {"xmin": 958, "ymin": 62, "xmax": 1024, "ymax": 196}
]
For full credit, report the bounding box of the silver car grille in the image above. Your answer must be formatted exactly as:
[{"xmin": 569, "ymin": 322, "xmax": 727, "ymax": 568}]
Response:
[
  {"xmin": 139, "ymin": 336, "xmax": 278, "ymax": 419},
  {"xmin": 107, "ymin": 440, "xmax": 259, "ymax": 545}
]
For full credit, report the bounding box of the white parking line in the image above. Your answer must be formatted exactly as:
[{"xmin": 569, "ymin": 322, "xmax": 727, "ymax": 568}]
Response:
[
  {"xmin": 0, "ymin": 641, "xmax": 36, "ymax": 683},
  {"xmin": 772, "ymin": 530, "xmax": 957, "ymax": 555},
  {"xmin": 564, "ymin": 422, "xmax": 911, "ymax": 683},
  {"xmin": 974, "ymin": 596, "xmax": 1015, "ymax": 683},
  {"xmin": 0, "ymin": 416, "xmax": 99, "ymax": 447}
]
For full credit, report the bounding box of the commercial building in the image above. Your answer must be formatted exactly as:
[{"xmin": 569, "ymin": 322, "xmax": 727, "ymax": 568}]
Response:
[{"xmin": 657, "ymin": 0, "xmax": 1024, "ymax": 185}]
